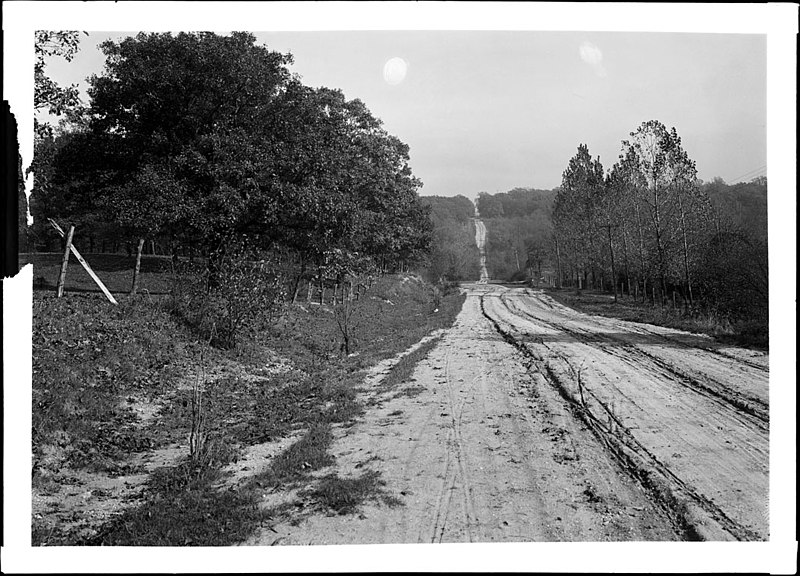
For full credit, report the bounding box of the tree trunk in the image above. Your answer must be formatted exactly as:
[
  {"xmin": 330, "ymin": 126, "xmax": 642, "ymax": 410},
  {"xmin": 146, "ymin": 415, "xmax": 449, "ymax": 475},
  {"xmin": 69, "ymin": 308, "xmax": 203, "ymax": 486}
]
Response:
[
  {"xmin": 291, "ymin": 258, "xmax": 306, "ymax": 304},
  {"xmin": 621, "ymin": 226, "xmax": 630, "ymax": 296},
  {"xmin": 554, "ymin": 234, "xmax": 563, "ymax": 289},
  {"xmin": 633, "ymin": 197, "xmax": 647, "ymax": 303},
  {"xmin": 57, "ymin": 225, "xmax": 75, "ymax": 298},
  {"xmin": 676, "ymin": 192, "xmax": 694, "ymax": 307},
  {"xmin": 604, "ymin": 224, "xmax": 618, "ymax": 303},
  {"xmin": 131, "ymin": 238, "xmax": 145, "ymax": 295}
]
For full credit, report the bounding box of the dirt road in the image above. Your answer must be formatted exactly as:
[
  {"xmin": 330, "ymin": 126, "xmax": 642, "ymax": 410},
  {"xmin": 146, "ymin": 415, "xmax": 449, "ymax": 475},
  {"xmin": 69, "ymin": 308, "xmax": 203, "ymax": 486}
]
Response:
[
  {"xmin": 473, "ymin": 221, "xmax": 489, "ymax": 284},
  {"xmin": 249, "ymin": 280, "xmax": 768, "ymax": 544},
  {"xmin": 473, "ymin": 205, "xmax": 489, "ymax": 283},
  {"xmin": 481, "ymin": 285, "xmax": 769, "ymax": 541}
]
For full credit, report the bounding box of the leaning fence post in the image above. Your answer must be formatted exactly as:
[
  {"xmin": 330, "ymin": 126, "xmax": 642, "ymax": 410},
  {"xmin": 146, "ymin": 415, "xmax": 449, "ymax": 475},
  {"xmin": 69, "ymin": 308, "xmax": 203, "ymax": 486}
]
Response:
[
  {"xmin": 48, "ymin": 219, "xmax": 118, "ymax": 305},
  {"xmin": 57, "ymin": 225, "xmax": 76, "ymax": 298}
]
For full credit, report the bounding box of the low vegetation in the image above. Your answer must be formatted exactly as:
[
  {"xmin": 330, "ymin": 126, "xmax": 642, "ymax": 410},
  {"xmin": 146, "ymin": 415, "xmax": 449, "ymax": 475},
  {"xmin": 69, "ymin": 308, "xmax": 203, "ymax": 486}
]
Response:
[
  {"xmin": 546, "ymin": 288, "xmax": 768, "ymax": 350},
  {"xmin": 30, "ymin": 258, "xmax": 465, "ymax": 545}
]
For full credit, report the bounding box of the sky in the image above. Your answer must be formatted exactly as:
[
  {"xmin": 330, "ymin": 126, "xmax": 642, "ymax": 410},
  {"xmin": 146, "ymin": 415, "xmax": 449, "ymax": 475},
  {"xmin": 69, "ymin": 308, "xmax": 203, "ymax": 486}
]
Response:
[{"xmin": 41, "ymin": 30, "xmax": 767, "ymax": 198}]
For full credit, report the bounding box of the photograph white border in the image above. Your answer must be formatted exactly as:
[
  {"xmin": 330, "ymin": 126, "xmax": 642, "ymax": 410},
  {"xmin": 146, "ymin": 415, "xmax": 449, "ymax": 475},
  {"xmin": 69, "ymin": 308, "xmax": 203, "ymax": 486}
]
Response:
[{"xmin": 3, "ymin": 2, "xmax": 796, "ymax": 573}]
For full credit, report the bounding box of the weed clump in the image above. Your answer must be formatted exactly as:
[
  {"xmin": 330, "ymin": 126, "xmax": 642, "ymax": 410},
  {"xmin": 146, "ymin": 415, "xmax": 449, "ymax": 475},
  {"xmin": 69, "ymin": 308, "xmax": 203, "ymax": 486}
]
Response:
[
  {"xmin": 309, "ymin": 471, "xmax": 403, "ymax": 515},
  {"xmin": 263, "ymin": 424, "xmax": 335, "ymax": 486}
]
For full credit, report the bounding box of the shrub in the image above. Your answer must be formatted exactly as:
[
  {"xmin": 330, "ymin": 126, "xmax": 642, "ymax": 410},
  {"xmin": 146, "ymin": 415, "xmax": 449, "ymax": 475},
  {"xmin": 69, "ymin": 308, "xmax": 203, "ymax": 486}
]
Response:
[{"xmin": 169, "ymin": 237, "xmax": 286, "ymax": 349}]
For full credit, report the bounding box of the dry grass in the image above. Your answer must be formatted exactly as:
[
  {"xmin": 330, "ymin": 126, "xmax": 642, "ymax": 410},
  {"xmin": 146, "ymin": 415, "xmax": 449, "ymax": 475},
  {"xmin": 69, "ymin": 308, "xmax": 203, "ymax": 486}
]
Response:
[
  {"xmin": 31, "ymin": 266, "xmax": 465, "ymax": 545},
  {"xmin": 546, "ymin": 289, "xmax": 768, "ymax": 350}
]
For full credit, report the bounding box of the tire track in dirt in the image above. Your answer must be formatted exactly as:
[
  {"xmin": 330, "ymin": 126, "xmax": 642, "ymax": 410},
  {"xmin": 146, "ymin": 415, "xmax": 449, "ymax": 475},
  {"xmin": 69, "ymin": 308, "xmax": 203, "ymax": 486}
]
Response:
[
  {"xmin": 518, "ymin": 290, "xmax": 769, "ymax": 402},
  {"xmin": 499, "ymin": 292, "xmax": 769, "ymax": 426},
  {"xmin": 521, "ymin": 288, "xmax": 769, "ymax": 373},
  {"xmin": 480, "ymin": 285, "xmax": 769, "ymax": 541},
  {"xmin": 251, "ymin": 287, "xmax": 682, "ymax": 545}
]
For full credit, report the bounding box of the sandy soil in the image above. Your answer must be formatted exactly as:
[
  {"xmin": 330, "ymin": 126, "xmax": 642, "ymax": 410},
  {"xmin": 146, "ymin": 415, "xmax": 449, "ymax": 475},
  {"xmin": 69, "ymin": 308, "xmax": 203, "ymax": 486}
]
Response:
[
  {"xmin": 246, "ymin": 285, "xmax": 732, "ymax": 545},
  {"xmin": 473, "ymin": 218, "xmax": 489, "ymax": 284},
  {"xmin": 481, "ymin": 285, "xmax": 769, "ymax": 541}
]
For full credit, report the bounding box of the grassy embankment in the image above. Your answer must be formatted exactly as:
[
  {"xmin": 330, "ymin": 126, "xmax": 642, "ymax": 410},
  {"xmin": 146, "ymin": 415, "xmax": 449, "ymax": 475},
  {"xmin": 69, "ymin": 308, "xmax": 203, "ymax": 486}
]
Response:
[
  {"xmin": 544, "ymin": 288, "xmax": 768, "ymax": 351},
  {"xmin": 26, "ymin": 253, "xmax": 465, "ymax": 545}
]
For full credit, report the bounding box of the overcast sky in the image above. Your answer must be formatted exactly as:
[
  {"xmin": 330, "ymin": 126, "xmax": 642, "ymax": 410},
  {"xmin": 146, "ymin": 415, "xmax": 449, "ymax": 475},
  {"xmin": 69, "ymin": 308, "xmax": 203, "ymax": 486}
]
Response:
[{"xmin": 42, "ymin": 30, "xmax": 767, "ymax": 198}]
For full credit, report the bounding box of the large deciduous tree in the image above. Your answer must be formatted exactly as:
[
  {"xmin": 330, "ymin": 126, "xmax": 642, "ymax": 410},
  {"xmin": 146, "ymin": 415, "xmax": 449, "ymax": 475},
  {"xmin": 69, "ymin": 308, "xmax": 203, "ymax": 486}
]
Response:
[
  {"xmin": 38, "ymin": 31, "xmax": 431, "ymax": 290},
  {"xmin": 619, "ymin": 120, "xmax": 713, "ymax": 305},
  {"xmin": 553, "ymin": 144, "xmax": 605, "ymax": 289},
  {"xmin": 34, "ymin": 31, "xmax": 85, "ymax": 137}
]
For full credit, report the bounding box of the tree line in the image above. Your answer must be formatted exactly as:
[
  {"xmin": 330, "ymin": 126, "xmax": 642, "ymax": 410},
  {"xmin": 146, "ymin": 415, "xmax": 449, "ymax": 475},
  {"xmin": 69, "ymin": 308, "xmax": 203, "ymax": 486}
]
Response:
[
  {"xmin": 552, "ymin": 120, "xmax": 767, "ymax": 326},
  {"xmin": 471, "ymin": 121, "xmax": 767, "ymax": 334},
  {"xmin": 27, "ymin": 31, "xmax": 432, "ymax": 298},
  {"xmin": 475, "ymin": 188, "xmax": 555, "ymax": 282},
  {"xmin": 420, "ymin": 195, "xmax": 481, "ymax": 283}
]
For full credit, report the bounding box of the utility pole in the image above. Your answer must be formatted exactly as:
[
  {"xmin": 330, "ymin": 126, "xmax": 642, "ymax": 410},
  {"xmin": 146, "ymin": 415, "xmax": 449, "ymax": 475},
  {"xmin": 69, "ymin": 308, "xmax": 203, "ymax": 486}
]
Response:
[{"xmin": 601, "ymin": 223, "xmax": 620, "ymax": 303}]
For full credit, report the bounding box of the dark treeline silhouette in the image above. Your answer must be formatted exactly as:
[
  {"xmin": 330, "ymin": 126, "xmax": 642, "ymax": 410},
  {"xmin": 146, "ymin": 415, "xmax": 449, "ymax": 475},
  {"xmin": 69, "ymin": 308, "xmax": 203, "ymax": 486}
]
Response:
[
  {"xmin": 475, "ymin": 121, "xmax": 767, "ymax": 343},
  {"xmin": 420, "ymin": 195, "xmax": 480, "ymax": 283},
  {"xmin": 27, "ymin": 31, "xmax": 432, "ymax": 298},
  {"xmin": 475, "ymin": 188, "xmax": 556, "ymax": 283}
]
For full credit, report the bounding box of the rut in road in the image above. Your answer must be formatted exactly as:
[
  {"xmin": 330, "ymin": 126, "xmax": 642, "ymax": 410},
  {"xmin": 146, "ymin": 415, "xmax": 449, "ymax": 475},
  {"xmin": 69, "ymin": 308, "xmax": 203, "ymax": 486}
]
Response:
[
  {"xmin": 499, "ymin": 292, "xmax": 769, "ymax": 425},
  {"xmin": 246, "ymin": 287, "xmax": 683, "ymax": 545},
  {"xmin": 480, "ymin": 285, "xmax": 769, "ymax": 541}
]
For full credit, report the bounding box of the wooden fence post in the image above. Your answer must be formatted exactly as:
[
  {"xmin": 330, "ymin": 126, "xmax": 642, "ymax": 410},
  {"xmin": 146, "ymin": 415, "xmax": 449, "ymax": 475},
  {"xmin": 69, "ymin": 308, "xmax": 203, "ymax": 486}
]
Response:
[
  {"xmin": 57, "ymin": 225, "xmax": 75, "ymax": 298},
  {"xmin": 48, "ymin": 219, "xmax": 118, "ymax": 305},
  {"xmin": 131, "ymin": 238, "xmax": 145, "ymax": 295}
]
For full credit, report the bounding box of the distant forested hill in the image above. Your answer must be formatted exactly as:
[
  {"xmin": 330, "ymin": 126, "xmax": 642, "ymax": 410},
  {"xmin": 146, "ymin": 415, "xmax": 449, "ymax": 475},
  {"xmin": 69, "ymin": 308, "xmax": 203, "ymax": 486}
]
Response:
[
  {"xmin": 476, "ymin": 188, "xmax": 557, "ymax": 281},
  {"xmin": 420, "ymin": 195, "xmax": 481, "ymax": 282},
  {"xmin": 702, "ymin": 177, "xmax": 768, "ymax": 241}
]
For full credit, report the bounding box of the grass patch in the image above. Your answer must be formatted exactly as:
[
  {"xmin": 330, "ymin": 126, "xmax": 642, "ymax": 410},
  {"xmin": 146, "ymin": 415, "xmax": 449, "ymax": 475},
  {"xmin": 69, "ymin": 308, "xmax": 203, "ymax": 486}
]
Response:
[
  {"xmin": 260, "ymin": 424, "xmax": 335, "ymax": 487},
  {"xmin": 546, "ymin": 289, "xmax": 768, "ymax": 351},
  {"xmin": 370, "ymin": 336, "xmax": 444, "ymax": 403},
  {"xmin": 396, "ymin": 385, "xmax": 427, "ymax": 399},
  {"xmin": 31, "ymin": 270, "xmax": 465, "ymax": 545},
  {"xmin": 307, "ymin": 471, "xmax": 403, "ymax": 515},
  {"xmin": 85, "ymin": 453, "xmax": 266, "ymax": 546},
  {"xmin": 23, "ymin": 252, "xmax": 176, "ymax": 295},
  {"xmin": 32, "ymin": 292, "xmax": 196, "ymax": 480}
]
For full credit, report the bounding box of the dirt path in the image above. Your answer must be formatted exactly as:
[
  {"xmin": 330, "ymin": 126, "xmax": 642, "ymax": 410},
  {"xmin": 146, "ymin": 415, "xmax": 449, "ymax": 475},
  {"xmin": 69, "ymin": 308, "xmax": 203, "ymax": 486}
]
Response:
[
  {"xmin": 481, "ymin": 285, "xmax": 769, "ymax": 541},
  {"xmin": 247, "ymin": 286, "xmax": 713, "ymax": 545},
  {"xmin": 473, "ymin": 201, "xmax": 490, "ymax": 284}
]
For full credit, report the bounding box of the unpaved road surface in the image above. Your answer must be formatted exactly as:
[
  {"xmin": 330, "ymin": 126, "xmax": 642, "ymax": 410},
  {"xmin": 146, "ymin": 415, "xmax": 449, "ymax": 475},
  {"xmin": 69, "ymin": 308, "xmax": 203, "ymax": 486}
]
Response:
[
  {"xmin": 248, "ymin": 282, "xmax": 768, "ymax": 544},
  {"xmin": 473, "ymin": 220, "xmax": 489, "ymax": 284},
  {"xmin": 481, "ymin": 286, "xmax": 769, "ymax": 541},
  {"xmin": 472, "ymin": 203, "xmax": 489, "ymax": 283}
]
